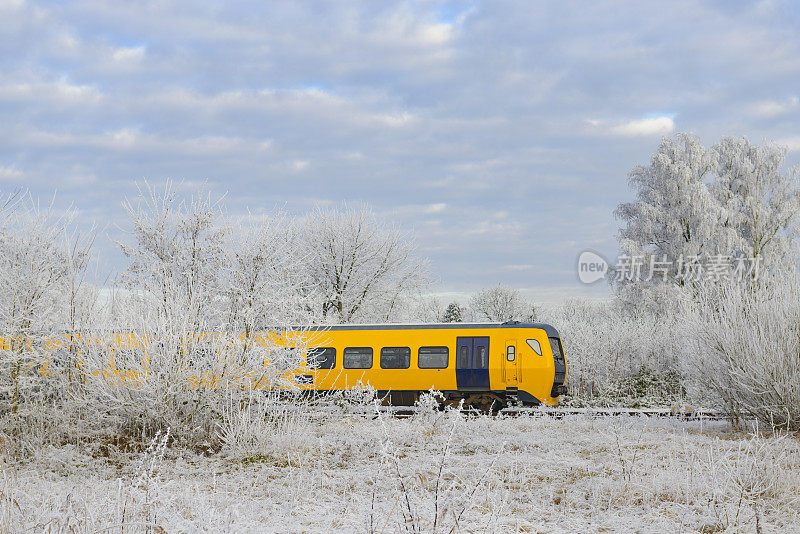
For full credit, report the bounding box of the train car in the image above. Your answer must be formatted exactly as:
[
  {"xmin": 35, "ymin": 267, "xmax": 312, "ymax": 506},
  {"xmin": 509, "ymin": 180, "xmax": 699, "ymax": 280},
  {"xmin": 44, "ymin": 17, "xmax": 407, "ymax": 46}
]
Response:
[
  {"xmin": 24, "ymin": 321, "xmax": 566, "ymax": 410},
  {"xmin": 299, "ymin": 321, "xmax": 567, "ymax": 409}
]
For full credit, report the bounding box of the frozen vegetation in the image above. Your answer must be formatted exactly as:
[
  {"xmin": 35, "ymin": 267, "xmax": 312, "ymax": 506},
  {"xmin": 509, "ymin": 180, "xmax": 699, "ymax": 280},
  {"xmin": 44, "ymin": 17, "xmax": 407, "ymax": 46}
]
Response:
[{"xmin": 3, "ymin": 403, "xmax": 800, "ymax": 533}]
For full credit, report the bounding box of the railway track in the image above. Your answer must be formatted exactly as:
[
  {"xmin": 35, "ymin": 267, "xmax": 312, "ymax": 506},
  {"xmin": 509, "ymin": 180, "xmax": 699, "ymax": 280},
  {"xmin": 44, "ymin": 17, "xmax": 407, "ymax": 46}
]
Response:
[
  {"xmin": 260, "ymin": 402, "xmax": 741, "ymax": 421},
  {"xmin": 496, "ymin": 406, "xmax": 735, "ymax": 420},
  {"xmin": 369, "ymin": 404, "xmax": 739, "ymax": 420}
]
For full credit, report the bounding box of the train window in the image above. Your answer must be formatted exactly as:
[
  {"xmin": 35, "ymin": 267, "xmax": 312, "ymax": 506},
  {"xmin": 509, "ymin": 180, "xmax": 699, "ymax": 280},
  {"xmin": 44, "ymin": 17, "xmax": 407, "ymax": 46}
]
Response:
[
  {"xmin": 506, "ymin": 346, "xmax": 515, "ymax": 361},
  {"xmin": 419, "ymin": 346, "xmax": 449, "ymax": 369},
  {"xmin": 476, "ymin": 346, "xmax": 487, "ymax": 368},
  {"xmin": 526, "ymin": 339, "xmax": 542, "ymax": 356},
  {"xmin": 459, "ymin": 345, "xmax": 469, "ymax": 367},
  {"xmin": 343, "ymin": 347, "xmax": 373, "ymax": 369},
  {"xmin": 116, "ymin": 348, "xmax": 144, "ymax": 368},
  {"xmin": 308, "ymin": 347, "xmax": 336, "ymax": 369},
  {"xmin": 380, "ymin": 347, "xmax": 410, "ymax": 369},
  {"xmin": 188, "ymin": 346, "xmax": 214, "ymax": 368}
]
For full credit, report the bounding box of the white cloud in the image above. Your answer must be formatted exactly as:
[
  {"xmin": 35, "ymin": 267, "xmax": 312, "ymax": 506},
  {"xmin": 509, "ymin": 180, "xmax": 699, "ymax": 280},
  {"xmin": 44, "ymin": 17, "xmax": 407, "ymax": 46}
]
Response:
[
  {"xmin": 112, "ymin": 45, "xmax": 146, "ymax": 63},
  {"xmin": 15, "ymin": 128, "xmax": 256, "ymax": 156},
  {"xmin": 424, "ymin": 202, "xmax": 446, "ymax": 213},
  {"xmin": 0, "ymin": 165, "xmax": 22, "ymax": 180},
  {"xmin": 110, "ymin": 128, "xmax": 138, "ymax": 148},
  {"xmin": 374, "ymin": 10, "xmax": 455, "ymax": 48},
  {"xmin": 503, "ymin": 264, "xmax": 533, "ymax": 271},
  {"xmin": 463, "ymin": 218, "xmax": 522, "ymax": 237},
  {"xmin": 608, "ymin": 116, "xmax": 675, "ymax": 137},
  {"xmin": 289, "ymin": 160, "xmax": 309, "ymax": 172},
  {"xmin": 370, "ymin": 111, "xmax": 417, "ymax": 127},
  {"xmin": 750, "ymin": 96, "xmax": 799, "ymax": 118},
  {"xmin": 0, "ymin": 79, "xmax": 102, "ymax": 104},
  {"xmin": 414, "ymin": 22, "xmax": 453, "ymax": 46},
  {"xmin": 780, "ymin": 137, "xmax": 800, "ymax": 152}
]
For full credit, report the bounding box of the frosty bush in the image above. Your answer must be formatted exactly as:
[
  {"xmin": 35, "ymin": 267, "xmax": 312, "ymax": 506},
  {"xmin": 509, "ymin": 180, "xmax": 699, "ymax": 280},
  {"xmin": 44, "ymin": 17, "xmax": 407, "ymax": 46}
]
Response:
[
  {"xmin": 542, "ymin": 298, "xmax": 687, "ymax": 403},
  {"xmin": 0, "ymin": 195, "xmax": 93, "ymax": 414},
  {"xmin": 0, "ymin": 184, "xmax": 438, "ymax": 454},
  {"xmin": 83, "ymin": 182, "xmax": 315, "ymax": 446},
  {"xmin": 217, "ymin": 391, "xmax": 316, "ymax": 462},
  {"xmin": 685, "ymin": 277, "xmax": 800, "ymax": 430}
]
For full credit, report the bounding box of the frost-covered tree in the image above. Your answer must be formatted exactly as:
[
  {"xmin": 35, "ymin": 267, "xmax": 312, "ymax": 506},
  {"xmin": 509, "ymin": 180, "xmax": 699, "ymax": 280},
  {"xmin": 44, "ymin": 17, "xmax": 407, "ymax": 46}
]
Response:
[
  {"xmin": 224, "ymin": 211, "xmax": 312, "ymax": 350},
  {"xmin": 615, "ymin": 133, "xmax": 720, "ymax": 286},
  {"xmin": 615, "ymin": 134, "xmax": 800, "ymax": 312},
  {"xmin": 94, "ymin": 185, "xmax": 310, "ymax": 445},
  {"xmin": 119, "ymin": 181, "xmax": 229, "ymax": 332},
  {"xmin": 400, "ymin": 294, "xmax": 445, "ymax": 323},
  {"xmin": 469, "ymin": 285, "xmax": 531, "ymax": 322},
  {"xmin": 713, "ymin": 136, "xmax": 800, "ymax": 274},
  {"xmin": 442, "ymin": 302, "xmax": 464, "ymax": 323},
  {"xmin": 298, "ymin": 202, "xmax": 428, "ymax": 323}
]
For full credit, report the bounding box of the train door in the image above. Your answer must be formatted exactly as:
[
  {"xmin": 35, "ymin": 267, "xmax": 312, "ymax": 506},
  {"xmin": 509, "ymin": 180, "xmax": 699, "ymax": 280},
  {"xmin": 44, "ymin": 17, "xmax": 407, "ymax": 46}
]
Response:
[
  {"xmin": 456, "ymin": 337, "xmax": 490, "ymax": 390},
  {"xmin": 504, "ymin": 339, "xmax": 518, "ymax": 386}
]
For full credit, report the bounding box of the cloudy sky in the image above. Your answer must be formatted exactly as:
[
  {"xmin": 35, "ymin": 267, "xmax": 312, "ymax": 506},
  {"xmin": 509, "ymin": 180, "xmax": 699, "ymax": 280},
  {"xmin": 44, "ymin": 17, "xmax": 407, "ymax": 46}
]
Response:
[{"xmin": 1, "ymin": 0, "xmax": 799, "ymax": 303}]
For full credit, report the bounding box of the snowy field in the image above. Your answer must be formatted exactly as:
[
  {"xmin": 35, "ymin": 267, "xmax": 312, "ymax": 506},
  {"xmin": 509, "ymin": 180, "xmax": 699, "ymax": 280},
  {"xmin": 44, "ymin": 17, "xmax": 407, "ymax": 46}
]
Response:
[{"xmin": 3, "ymin": 410, "xmax": 800, "ymax": 533}]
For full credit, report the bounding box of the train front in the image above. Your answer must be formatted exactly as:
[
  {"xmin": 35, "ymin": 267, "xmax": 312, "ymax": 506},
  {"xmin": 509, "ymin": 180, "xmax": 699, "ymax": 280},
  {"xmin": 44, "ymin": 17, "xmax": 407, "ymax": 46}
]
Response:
[{"xmin": 512, "ymin": 323, "xmax": 567, "ymax": 406}]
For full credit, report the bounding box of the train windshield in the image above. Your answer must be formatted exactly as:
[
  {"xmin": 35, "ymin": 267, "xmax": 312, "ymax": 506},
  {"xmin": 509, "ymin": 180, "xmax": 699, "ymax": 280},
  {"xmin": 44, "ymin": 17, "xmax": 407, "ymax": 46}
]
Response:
[{"xmin": 548, "ymin": 337, "xmax": 565, "ymax": 361}]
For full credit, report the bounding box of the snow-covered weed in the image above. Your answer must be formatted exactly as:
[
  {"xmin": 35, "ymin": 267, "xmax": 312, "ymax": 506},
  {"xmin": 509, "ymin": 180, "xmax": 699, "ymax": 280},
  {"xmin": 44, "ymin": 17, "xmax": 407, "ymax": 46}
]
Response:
[
  {"xmin": 697, "ymin": 428, "xmax": 800, "ymax": 533},
  {"xmin": 376, "ymin": 407, "xmax": 504, "ymax": 533},
  {"xmin": 2, "ymin": 414, "xmax": 800, "ymax": 532},
  {"xmin": 410, "ymin": 389, "xmax": 453, "ymax": 436},
  {"xmin": 0, "ymin": 470, "xmax": 18, "ymax": 534},
  {"xmin": 218, "ymin": 395, "xmax": 315, "ymax": 464}
]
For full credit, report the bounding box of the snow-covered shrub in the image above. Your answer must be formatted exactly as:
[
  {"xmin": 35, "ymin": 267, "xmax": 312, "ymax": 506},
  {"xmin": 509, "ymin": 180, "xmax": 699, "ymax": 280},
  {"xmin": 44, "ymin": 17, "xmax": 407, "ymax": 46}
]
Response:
[
  {"xmin": 543, "ymin": 298, "xmax": 687, "ymax": 404},
  {"xmin": 76, "ymin": 181, "xmax": 314, "ymax": 447},
  {"xmin": 339, "ymin": 381, "xmax": 377, "ymax": 411},
  {"xmin": 0, "ymin": 192, "xmax": 100, "ymax": 459},
  {"xmin": 411, "ymin": 388, "xmax": 449, "ymax": 433},
  {"xmin": 603, "ymin": 367, "xmax": 685, "ymax": 408},
  {"xmin": 80, "ymin": 328, "xmax": 310, "ymax": 447},
  {"xmin": 684, "ymin": 276, "xmax": 800, "ymax": 430}
]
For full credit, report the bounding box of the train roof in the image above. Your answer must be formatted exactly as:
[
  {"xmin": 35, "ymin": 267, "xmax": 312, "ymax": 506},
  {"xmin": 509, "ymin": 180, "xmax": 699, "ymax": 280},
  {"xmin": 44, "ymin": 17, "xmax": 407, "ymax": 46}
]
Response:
[
  {"xmin": 53, "ymin": 322, "xmax": 561, "ymax": 338},
  {"xmin": 301, "ymin": 321, "xmax": 561, "ymax": 338}
]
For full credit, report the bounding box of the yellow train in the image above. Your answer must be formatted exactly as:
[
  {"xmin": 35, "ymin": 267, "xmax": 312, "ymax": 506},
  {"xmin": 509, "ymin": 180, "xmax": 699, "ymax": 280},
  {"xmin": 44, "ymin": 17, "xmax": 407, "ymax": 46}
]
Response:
[
  {"xmin": 301, "ymin": 321, "xmax": 567, "ymax": 409},
  {"xmin": 21, "ymin": 321, "xmax": 566, "ymax": 410}
]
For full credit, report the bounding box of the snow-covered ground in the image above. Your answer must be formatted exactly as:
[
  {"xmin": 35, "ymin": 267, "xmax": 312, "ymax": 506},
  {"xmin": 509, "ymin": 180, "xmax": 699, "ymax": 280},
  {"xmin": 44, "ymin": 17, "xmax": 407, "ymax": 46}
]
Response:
[{"xmin": 3, "ymin": 411, "xmax": 800, "ymax": 533}]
